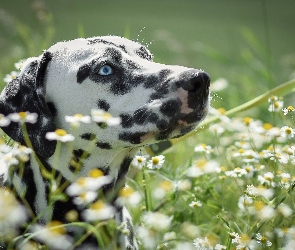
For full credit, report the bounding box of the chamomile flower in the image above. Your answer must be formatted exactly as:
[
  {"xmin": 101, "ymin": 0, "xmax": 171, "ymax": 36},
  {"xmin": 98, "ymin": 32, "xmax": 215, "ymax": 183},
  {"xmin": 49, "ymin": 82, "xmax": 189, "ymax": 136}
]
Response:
[
  {"xmin": 14, "ymin": 59, "xmax": 26, "ymax": 70},
  {"xmin": 225, "ymin": 167, "xmax": 247, "ymax": 178},
  {"xmin": 136, "ymin": 226, "xmax": 157, "ymax": 249},
  {"xmin": 91, "ymin": 109, "xmax": 121, "ymax": 126},
  {"xmin": 249, "ymin": 201, "xmax": 275, "ymax": 220},
  {"xmin": 177, "ymin": 179, "xmax": 192, "ymax": 191},
  {"xmin": 268, "ymin": 96, "xmax": 283, "ymax": 112},
  {"xmin": 189, "ymin": 200, "xmax": 202, "ymax": 208},
  {"xmin": 193, "ymin": 237, "xmax": 213, "ymax": 249},
  {"xmin": 3, "ymin": 71, "xmax": 18, "ymax": 84},
  {"xmin": 210, "ymin": 78, "xmax": 228, "ymax": 92},
  {"xmin": 229, "ymin": 232, "xmax": 241, "ymax": 244},
  {"xmin": 32, "ymin": 221, "xmax": 73, "ymax": 249},
  {"xmin": 237, "ymin": 195, "xmax": 253, "ymax": 210},
  {"xmin": 280, "ymin": 126, "xmax": 295, "ymax": 139},
  {"xmin": 66, "ymin": 169, "xmax": 112, "ymax": 196},
  {"xmin": 12, "ymin": 144, "xmax": 33, "ymax": 162},
  {"xmin": 194, "ymin": 144, "xmax": 213, "ymax": 154},
  {"xmin": 0, "ymin": 188, "xmax": 28, "ymax": 231},
  {"xmin": 131, "ymin": 155, "xmax": 147, "ymax": 169},
  {"xmin": 45, "ymin": 129, "xmax": 75, "ymax": 142},
  {"xmin": 0, "ymin": 114, "xmax": 10, "ymax": 127},
  {"xmin": 142, "ymin": 212, "xmax": 172, "ymax": 231},
  {"xmin": 186, "ymin": 159, "xmax": 220, "ymax": 177},
  {"xmin": 8, "ymin": 111, "xmax": 38, "ymax": 124},
  {"xmin": 278, "ymin": 173, "xmax": 291, "ymax": 188},
  {"xmin": 152, "ymin": 180, "xmax": 174, "ymax": 199},
  {"xmin": 147, "ymin": 155, "xmax": 165, "ymax": 169},
  {"xmin": 72, "ymin": 191, "xmax": 97, "ymax": 206},
  {"xmin": 258, "ymin": 172, "xmax": 276, "ymax": 187},
  {"xmin": 116, "ymin": 185, "xmax": 142, "ymax": 207},
  {"xmin": 282, "ymin": 105, "xmax": 295, "ymax": 115},
  {"xmin": 82, "ymin": 200, "xmax": 115, "ymax": 221},
  {"xmin": 256, "ymin": 233, "xmax": 272, "ymax": 247},
  {"xmin": 277, "ymin": 203, "xmax": 293, "ymax": 217},
  {"xmin": 65, "ymin": 114, "xmax": 91, "ymax": 127}
]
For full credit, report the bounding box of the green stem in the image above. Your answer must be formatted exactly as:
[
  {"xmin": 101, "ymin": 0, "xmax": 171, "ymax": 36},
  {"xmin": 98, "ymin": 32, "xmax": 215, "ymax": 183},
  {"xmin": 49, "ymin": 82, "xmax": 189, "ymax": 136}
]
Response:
[{"xmin": 142, "ymin": 168, "xmax": 151, "ymax": 211}]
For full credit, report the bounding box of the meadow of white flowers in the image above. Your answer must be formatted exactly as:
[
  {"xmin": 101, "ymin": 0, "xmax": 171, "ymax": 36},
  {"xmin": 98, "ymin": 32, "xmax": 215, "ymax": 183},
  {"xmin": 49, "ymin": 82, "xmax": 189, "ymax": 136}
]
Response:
[{"xmin": 1, "ymin": 61, "xmax": 295, "ymax": 250}]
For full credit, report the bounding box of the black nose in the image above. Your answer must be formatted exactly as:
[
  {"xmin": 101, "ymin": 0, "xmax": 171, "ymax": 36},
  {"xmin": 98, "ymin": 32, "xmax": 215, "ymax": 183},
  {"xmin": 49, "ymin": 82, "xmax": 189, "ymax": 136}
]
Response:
[{"xmin": 180, "ymin": 70, "xmax": 210, "ymax": 94}]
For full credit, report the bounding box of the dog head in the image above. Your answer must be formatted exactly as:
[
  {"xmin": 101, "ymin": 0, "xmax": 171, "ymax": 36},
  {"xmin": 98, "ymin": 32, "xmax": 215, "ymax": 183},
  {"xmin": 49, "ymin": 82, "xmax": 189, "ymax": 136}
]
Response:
[{"xmin": 0, "ymin": 36, "xmax": 210, "ymax": 158}]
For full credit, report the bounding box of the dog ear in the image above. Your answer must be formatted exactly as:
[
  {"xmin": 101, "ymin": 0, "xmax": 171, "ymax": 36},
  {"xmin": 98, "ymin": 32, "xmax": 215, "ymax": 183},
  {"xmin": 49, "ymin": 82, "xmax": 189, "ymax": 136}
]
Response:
[{"xmin": 0, "ymin": 51, "xmax": 57, "ymax": 158}]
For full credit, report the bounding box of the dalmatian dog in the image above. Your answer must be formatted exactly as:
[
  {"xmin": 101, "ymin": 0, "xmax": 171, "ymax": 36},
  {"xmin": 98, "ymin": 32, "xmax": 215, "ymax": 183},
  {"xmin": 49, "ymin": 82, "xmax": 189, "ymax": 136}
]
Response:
[{"xmin": 0, "ymin": 36, "xmax": 210, "ymax": 249}]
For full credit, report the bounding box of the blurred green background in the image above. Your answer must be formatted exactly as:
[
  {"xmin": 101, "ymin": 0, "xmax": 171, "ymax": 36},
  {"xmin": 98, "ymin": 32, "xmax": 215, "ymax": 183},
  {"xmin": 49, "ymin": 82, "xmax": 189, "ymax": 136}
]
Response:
[{"xmin": 0, "ymin": 0, "xmax": 295, "ymax": 112}]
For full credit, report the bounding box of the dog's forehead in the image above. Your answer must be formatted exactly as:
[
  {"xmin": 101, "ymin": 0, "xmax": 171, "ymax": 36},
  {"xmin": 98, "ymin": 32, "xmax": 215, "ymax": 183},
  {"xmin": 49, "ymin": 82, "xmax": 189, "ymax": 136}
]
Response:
[{"xmin": 48, "ymin": 36, "xmax": 152, "ymax": 60}]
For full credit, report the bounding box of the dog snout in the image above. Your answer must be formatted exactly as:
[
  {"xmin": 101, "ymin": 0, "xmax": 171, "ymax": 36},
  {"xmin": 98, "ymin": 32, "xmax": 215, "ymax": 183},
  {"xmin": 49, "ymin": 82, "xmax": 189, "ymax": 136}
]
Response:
[{"xmin": 180, "ymin": 70, "xmax": 210, "ymax": 96}]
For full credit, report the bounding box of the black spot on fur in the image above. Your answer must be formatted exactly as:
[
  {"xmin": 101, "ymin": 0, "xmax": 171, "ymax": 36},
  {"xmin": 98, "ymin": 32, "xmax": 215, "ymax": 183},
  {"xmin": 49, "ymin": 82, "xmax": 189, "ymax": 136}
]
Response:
[
  {"xmin": 81, "ymin": 133, "xmax": 96, "ymax": 141},
  {"xmin": 87, "ymin": 38, "xmax": 128, "ymax": 54},
  {"xmin": 119, "ymin": 131, "xmax": 147, "ymax": 144},
  {"xmin": 47, "ymin": 101, "xmax": 57, "ymax": 117},
  {"xmin": 143, "ymin": 74, "xmax": 159, "ymax": 89},
  {"xmin": 120, "ymin": 114, "xmax": 133, "ymax": 128},
  {"xmin": 160, "ymin": 99, "xmax": 181, "ymax": 117},
  {"xmin": 155, "ymin": 128, "xmax": 173, "ymax": 141},
  {"xmin": 117, "ymin": 157, "xmax": 132, "ymax": 181},
  {"xmin": 110, "ymin": 80, "xmax": 131, "ymax": 95},
  {"xmin": 96, "ymin": 141, "xmax": 112, "ymax": 149},
  {"xmin": 103, "ymin": 47, "xmax": 122, "ymax": 63},
  {"xmin": 135, "ymin": 46, "xmax": 153, "ymax": 61},
  {"xmin": 133, "ymin": 108, "xmax": 150, "ymax": 125},
  {"xmin": 159, "ymin": 69, "xmax": 172, "ymax": 80},
  {"xmin": 77, "ymin": 63, "xmax": 91, "ymax": 83},
  {"xmin": 125, "ymin": 60, "xmax": 141, "ymax": 70},
  {"xmin": 156, "ymin": 119, "xmax": 169, "ymax": 131},
  {"xmin": 97, "ymin": 99, "xmax": 110, "ymax": 111},
  {"xmin": 69, "ymin": 149, "xmax": 91, "ymax": 172}
]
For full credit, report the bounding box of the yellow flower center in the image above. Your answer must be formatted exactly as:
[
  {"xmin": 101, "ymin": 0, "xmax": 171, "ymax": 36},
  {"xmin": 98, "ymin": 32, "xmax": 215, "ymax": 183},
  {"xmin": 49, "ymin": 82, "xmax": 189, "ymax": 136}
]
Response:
[
  {"xmin": 245, "ymin": 167, "xmax": 251, "ymax": 173},
  {"xmin": 55, "ymin": 129, "xmax": 67, "ymax": 136},
  {"xmin": 76, "ymin": 177, "xmax": 87, "ymax": 186},
  {"xmin": 91, "ymin": 200, "xmax": 106, "ymax": 210},
  {"xmin": 46, "ymin": 220, "xmax": 66, "ymax": 235},
  {"xmin": 263, "ymin": 123, "xmax": 273, "ymax": 130},
  {"xmin": 253, "ymin": 201, "xmax": 264, "ymax": 211},
  {"xmin": 285, "ymin": 128, "xmax": 292, "ymax": 134},
  {"xmin": 274, "ymin": 101, "xmax": 280, "ymax": 108},
  {"xmin": 119, "ymin": 186, "xmax": 135, "ymax": 197},
  {"xmin": 159, "ymin": 180, "xmax": 173, "ymax": 191},
  {"xmin": 89, "ymin": 169, "xmax": 104, "ymax": 178},
  {"xmin": 19, "ymin": 112, "xmax": 27, "ymax": 119},
  {"xmin": 260, "ymin": 236, "xmax": 267, "ymax": 244},
  {"xmin": 243, "ymin": 117, "xmax": 252, "ymax": 126},
  {"xmin": 240, "ymin": 234, "xmax": 251, "ymax": 244},
  {"xmin": 287, "ymin": 106, "xmax": 295, "ymax": 111},
  {"xmin": 269, "ymin": 96, "xmax": 277, "ymax": 102},
  {"xmin": 137, "ymin": 157, "xmax": 143, "ymax": 163},
  {"xmin": 281, "ymin": 177, "xmax": 289, "ymax": 183},
  {"xmin": 74, "ymin": 114, "xmax": 84, "ymax": 118},
  {"xmin": 195, "ymin": 159, "xmax": 207, "ymax": 169},
  {"xmin": 103, "ymin": 112, "xmax": 112, "ymax": 119},
  {"xmin": 238, "ymin": 148, "xmax": 245, "ymax": 154},
  {"xmin": 219, "ymin": 166, "xmax": 227, "ymax": 171},
  {"xmin": 217, "ymin": 108, "xmax": 226, "ymax": 115},
  {"xmin": 152, "ymin": 157, "xmax": 160, "ymax": 165}
]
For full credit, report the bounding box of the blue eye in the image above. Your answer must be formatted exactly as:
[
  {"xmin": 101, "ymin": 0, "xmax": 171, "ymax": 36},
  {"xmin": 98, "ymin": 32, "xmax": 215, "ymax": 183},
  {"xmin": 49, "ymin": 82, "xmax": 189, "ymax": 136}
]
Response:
[{"xmin": 98, "ymin": 65, "xmax": 113, "ymax": 76}]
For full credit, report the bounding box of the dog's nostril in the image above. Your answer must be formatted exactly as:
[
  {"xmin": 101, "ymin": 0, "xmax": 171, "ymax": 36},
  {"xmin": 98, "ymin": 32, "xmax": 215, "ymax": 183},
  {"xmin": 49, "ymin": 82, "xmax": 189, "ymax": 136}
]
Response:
[{"xmin": 181, "ymin": 71, "xmax": 210, "ymax": 93}]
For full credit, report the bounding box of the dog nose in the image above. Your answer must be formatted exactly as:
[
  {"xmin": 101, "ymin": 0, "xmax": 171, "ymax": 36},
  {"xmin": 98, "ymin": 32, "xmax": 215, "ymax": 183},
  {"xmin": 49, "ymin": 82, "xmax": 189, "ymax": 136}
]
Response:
[{"xmin": 180, "ymin": 70, "xmax": 210, "ymax": 94}]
